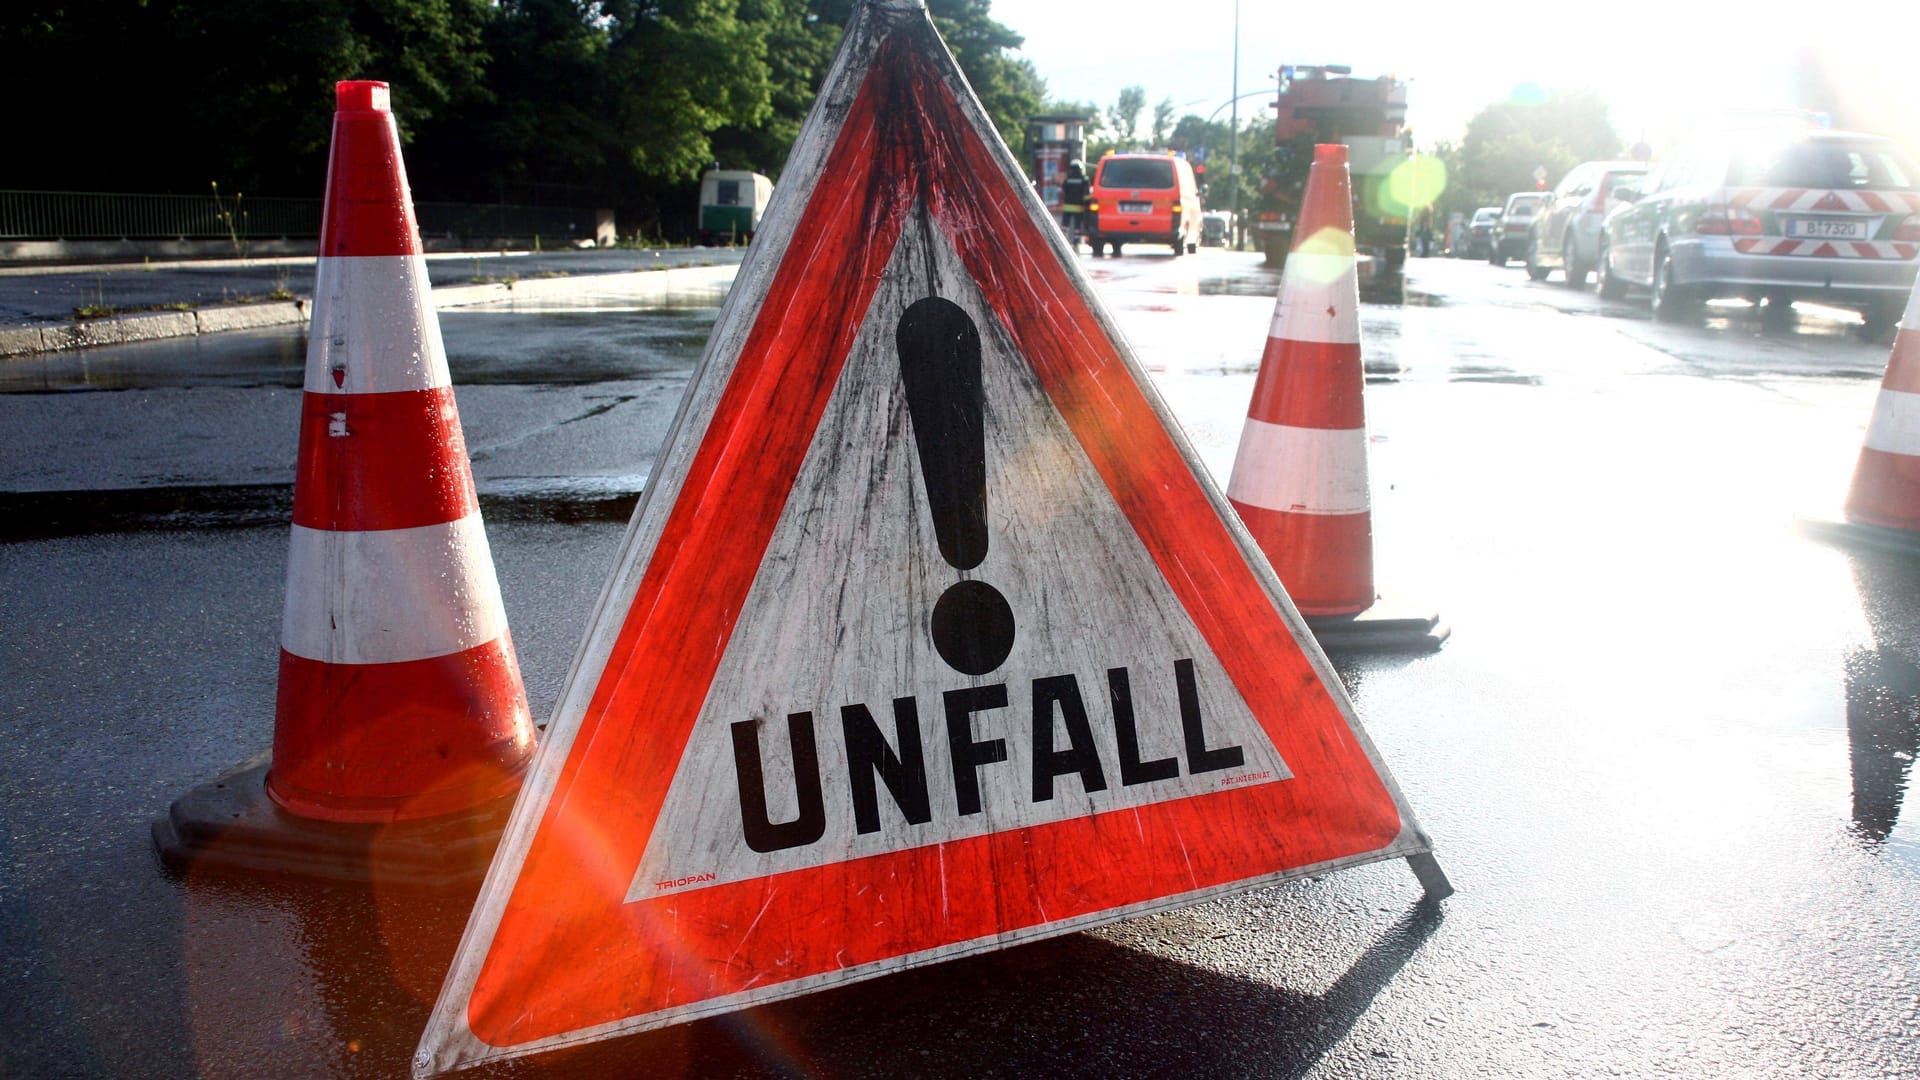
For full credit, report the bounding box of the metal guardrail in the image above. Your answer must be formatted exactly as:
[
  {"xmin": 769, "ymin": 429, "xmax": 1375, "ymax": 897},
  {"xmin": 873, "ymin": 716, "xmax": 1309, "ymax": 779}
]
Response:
[
  {"xmin": 0, "ymin": 190, "xmax": 591, "ymax": 242},
  {"xmin": 415, "ymin": 202, "xmax": 593, "ymax": 243}
]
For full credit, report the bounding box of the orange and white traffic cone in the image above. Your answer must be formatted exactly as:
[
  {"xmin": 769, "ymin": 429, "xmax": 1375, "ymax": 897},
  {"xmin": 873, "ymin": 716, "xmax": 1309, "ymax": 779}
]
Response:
[
  {"xmin": 271, "ymin": 80, "xmax": 534, "ymax": 822},
  {"xmin": 1225, "ymin": 144, "xmax": 1445, "ymax": 650},
  {"xmin": 1227, "ymin": 144, "xmax": 1373, "ymax": 616},
  {"xmin": 1843, "ymin": 279, "xmax": 1920, "ymax": 533},
  {"xmin": 154, "ymin": 82, "xmax": 535, "ymax": 881}
]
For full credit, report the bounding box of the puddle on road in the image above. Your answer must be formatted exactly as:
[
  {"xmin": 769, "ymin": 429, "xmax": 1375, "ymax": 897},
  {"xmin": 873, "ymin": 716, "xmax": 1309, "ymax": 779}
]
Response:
[
  {"xmin": 1445, "ymin": 370, "xmax": 1544, "ymax": 386},
  {"xmin": 440, "ymin": 308, "xmax": 718, "ymax": 385},
  {"xmin": 1195, "ymin": 275, "xmax": 1279, "ymax": 298},
  {"xmin": 0, "ymin": 327, "xmax": 308, "ymax": 393},
  {"xmin": 0, "ymin": 308, "xmax": 722, "ymax": 393}
]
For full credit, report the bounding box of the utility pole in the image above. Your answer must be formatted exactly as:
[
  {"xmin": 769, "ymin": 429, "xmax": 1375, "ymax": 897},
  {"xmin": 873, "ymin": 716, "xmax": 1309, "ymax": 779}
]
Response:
[{"xmin": 1228, "ymin": 0, "xmax": 1242, "ymax": 249}]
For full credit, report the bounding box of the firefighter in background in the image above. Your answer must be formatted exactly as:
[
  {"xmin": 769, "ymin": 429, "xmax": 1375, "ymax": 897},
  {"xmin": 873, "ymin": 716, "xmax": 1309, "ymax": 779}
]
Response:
[
  {"xmin": 1413, "ymin": 206, "xmax": 1437, "ymax": 257},
  {"xmin": 1060, "ymin": 160, "xmax": 1091, "ymax": 252}
]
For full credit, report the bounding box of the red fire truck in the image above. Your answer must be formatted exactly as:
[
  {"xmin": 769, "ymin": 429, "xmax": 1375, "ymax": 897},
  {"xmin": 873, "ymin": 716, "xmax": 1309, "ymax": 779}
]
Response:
[{"xmin": 1254, "ymin": 64, "xmax": 1411, "ymax": 300}]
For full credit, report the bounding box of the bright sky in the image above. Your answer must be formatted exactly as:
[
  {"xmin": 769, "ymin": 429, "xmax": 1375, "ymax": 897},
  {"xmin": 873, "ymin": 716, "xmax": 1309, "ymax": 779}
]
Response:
[{"xmin": 996, "ymin": 0, "xmax": 1916, "ymax": 154}]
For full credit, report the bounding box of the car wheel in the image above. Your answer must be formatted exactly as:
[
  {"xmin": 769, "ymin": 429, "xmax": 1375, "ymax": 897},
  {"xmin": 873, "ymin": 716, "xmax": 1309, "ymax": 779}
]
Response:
[
  {"xmin": 1760, "ymin": 295, "xmax": 1797, "ymax": 331},
  {"xmin": 1170, "ymin": 237, "xmax": 1183, "ymax": 257},
  {"xmin": 1651, "ymin": 242, "xmax": 1697, "ymax": 322},
  {"xmin": 1860, "ymin": 302, "xmax": 1900, "ymax": 345},
  {"xmin": 1489, "ymin": 245, "xmax": 1505, "ymax": 266},
  {"xmin": 1563, "ymin": 232, "xmax": 1589, "ymax": 287},
  {"xmin": 1112, "ymin": 242, "xmax": 1125, "ymax": 257},
  {"xmin": 1596, "ymin": 240, "xmax": 1627, "ymax": 299},
  {"xmin": 1525, "ymin": 237, "xmax": 1549, "ymax": 282}
]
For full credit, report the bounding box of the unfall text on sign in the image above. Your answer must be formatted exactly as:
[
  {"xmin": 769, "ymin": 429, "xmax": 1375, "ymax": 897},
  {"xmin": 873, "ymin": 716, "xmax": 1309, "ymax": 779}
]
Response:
[{"xmin": 711, "ymin": 657, "xmax": 1257, "ymax": 862}]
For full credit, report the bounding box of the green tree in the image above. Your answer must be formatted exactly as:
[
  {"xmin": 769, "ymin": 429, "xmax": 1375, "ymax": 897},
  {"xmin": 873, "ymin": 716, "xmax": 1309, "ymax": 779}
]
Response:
[
  {"xmin": 4, "ymin": 0, "xmax": 491, "ymax": 194},
  {"xmin": 708, "ymin": 0, "xmax": 841, "ymax": 176},
  {"xmin": 1107, "ymin": 86, "xmax": 1146, "ymax": 151},
  {"xmin": 1164, "ymin": 112, "xmax": 1276, "ymax": 228},
  {"xmin": 1449, "ymin": 90, "xmax": 1621, "ymax": 215},
  {"xmin": 1150, "ymin": 97, "xmax": 1174, "ymax": 149},
  {"xmin": 927, "ymin": 0, "xmax": 1045, "ymax": 153},
  {"xmin": 2, "ymin": 0, "xmax": 1045, "ymax": 239},
  {"xmin": 802, "ymin": 0, "xmax": 1043, "ymax": 155},
  {"xmin": 605, "ymin": 0, "xmax": 776, "ymax": 181},
  {"xmin": 411, "ymin": 0, "xmax": 599, "ymax": 202},
  {"xmin": 1168, "ymin": 115, "xmax": 1230, "ymax": 155},
  {"xmin": 414, "ymin": 0, "xmax": 781, "ymax": 217}
]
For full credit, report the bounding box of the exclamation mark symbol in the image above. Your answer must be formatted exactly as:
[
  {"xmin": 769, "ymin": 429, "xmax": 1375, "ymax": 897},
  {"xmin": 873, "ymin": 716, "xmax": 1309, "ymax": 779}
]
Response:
[{"xmin": 899, "ymin": 296, "xmax": 1016, "ymax": 676}]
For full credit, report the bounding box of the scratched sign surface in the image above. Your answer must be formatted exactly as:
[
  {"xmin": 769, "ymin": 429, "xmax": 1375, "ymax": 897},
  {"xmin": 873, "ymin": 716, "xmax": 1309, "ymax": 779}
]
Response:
[{"xmin": 417, "ymin": 2, "xmax": 1432, "ymax": 1073}]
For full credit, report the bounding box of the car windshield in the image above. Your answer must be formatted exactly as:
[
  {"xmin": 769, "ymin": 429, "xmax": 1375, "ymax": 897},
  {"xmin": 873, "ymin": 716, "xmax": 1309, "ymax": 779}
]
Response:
[
  {"xmin": 1726, "ymin": 139, "xmax": 1918, "ymax": 191},
  {"xmin": 1508, "ymin": 198, "xmax": 1541, "ymax": 214},
  {"xmin": 1098, "ymin": 159, "xmax": 1175, "ymax": 189}
]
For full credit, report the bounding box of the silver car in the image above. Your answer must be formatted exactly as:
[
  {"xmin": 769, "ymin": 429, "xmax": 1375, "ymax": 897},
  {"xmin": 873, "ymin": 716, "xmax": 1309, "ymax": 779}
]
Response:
[
  {"xmin": 1598, "ymin": 129, "xmax": 1919, "ymax": 338},
  {"xmin": 1525, "ymin": 160, "xmax": 1649, "ymax": 286},
  {"xmin": 1493, "ymin": 192, "xmax": 1546, "ymax": 266}
]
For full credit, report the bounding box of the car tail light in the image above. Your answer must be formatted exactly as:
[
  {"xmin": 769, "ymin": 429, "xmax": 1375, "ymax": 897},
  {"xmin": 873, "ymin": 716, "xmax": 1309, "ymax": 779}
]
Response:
[
  {"xmin": 1896, "ymin": 217, "xmax": 1920, "ymax": 242},
  {"xmin": 1696, "ymin": 206, "xmax": 1762, "ymax": 236}
]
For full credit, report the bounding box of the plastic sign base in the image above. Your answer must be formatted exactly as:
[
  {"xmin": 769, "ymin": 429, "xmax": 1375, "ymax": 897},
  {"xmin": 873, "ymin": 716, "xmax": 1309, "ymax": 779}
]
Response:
[{"xmin": 152, "ymin": 753, "xmax": 511, "ymax": 888}]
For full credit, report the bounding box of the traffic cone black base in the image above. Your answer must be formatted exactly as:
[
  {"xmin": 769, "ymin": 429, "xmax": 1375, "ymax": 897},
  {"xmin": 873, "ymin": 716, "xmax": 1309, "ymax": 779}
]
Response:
[
  {"xmin": 1305, "ymin": 595, "xmax": 1450, "ymax": 654},
  {"xmin": 1794, "ymin": 513, "xmax": 1920, "ymax": 559},
  {"xmin": 152, "ymin": 754, "xmax": 511, "ymax": 888}
]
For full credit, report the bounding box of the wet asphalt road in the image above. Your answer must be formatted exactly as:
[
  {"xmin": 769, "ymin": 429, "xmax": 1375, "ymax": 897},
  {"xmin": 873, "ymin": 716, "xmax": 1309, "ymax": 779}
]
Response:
[{"xmin": 2, "ymin": 250, "xmax": 1918, "ymax": 1078}]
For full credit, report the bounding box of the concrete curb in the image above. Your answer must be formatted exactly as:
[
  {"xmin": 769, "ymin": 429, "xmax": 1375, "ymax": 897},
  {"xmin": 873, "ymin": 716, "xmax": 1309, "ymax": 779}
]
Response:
[
  {"xmin": 2, "ymin": 302, "xmax": 308, "ymax": 359},
  {"xmin": 0, "ymin": 263, "xmax": 739, "ymax": 360},
  {"xmin": 45, "ymin": 310, "xmax": 203, "ymax": 351},
  {"xmin": 430, "ymin": 264, "xmax": 737, "ymax": 309},
  {"xmin": 0, "ymin": 325, "xmax": 44, "ymax": 357},
  {"xmin": 196, "ymin": 302, "xmax": 310, "ymax": 334}
]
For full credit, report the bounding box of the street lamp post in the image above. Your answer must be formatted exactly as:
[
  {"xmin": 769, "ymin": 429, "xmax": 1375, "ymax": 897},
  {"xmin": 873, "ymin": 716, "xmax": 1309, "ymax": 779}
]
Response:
[{"xmin": 1229, "ymin": 0, "xmax": 1240, "ymax": 249}]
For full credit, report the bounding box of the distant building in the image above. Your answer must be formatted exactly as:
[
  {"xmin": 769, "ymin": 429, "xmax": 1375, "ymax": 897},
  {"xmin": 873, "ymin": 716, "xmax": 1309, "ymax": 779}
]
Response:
[{"xmin": 1027, "ymin": 114, "xmax": 1092, "ymax": 215}]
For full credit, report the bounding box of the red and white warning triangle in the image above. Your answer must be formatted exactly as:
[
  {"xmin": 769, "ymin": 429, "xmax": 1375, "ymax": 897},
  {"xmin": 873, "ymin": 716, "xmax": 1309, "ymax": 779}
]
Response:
[{"xmin": 417, "ymin": 1, "xmax": 1438, "ymax": 1072}]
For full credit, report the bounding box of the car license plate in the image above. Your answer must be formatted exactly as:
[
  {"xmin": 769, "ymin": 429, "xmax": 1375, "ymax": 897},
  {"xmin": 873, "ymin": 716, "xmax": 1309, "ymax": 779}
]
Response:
[
  {"xmin": 1784, "ymin": 216, "xmax": 1873, "ymax": 240},
  {"xmin": 1118, "ymin": 201, "xmax": 1152, "ymax": 214}
]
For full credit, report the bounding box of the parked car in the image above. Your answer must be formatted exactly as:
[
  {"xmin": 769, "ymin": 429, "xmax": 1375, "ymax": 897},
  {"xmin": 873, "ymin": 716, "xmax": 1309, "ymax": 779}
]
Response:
[
  {"xmin": 1526, "ymin": 160, "xmax": 1649, "ymax": 285},
  {"xmin": 1492, "ymin": 192, "xmax": 1546, "ymax": 266},
  {"xmin": 1598, "ymin": 129, "xmax": 1920, "ymax": 338},
  {"xmin": 1461, "ymin": 207, "xmax": 1501, "ymax": 259},
  {"xmin": 1087, "ymin": 153, "xmax": 1203, "ymax": 257},
  {"xmin": 1201, "ymin": 210, "xmax": 1231, "ymax": 247}
]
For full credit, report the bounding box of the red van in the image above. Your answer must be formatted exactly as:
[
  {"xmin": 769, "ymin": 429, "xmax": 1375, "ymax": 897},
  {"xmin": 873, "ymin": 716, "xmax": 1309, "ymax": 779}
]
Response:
[{"xmin": 1087, "ymin": 153, "xmax": 1203, "ymax": 257}]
